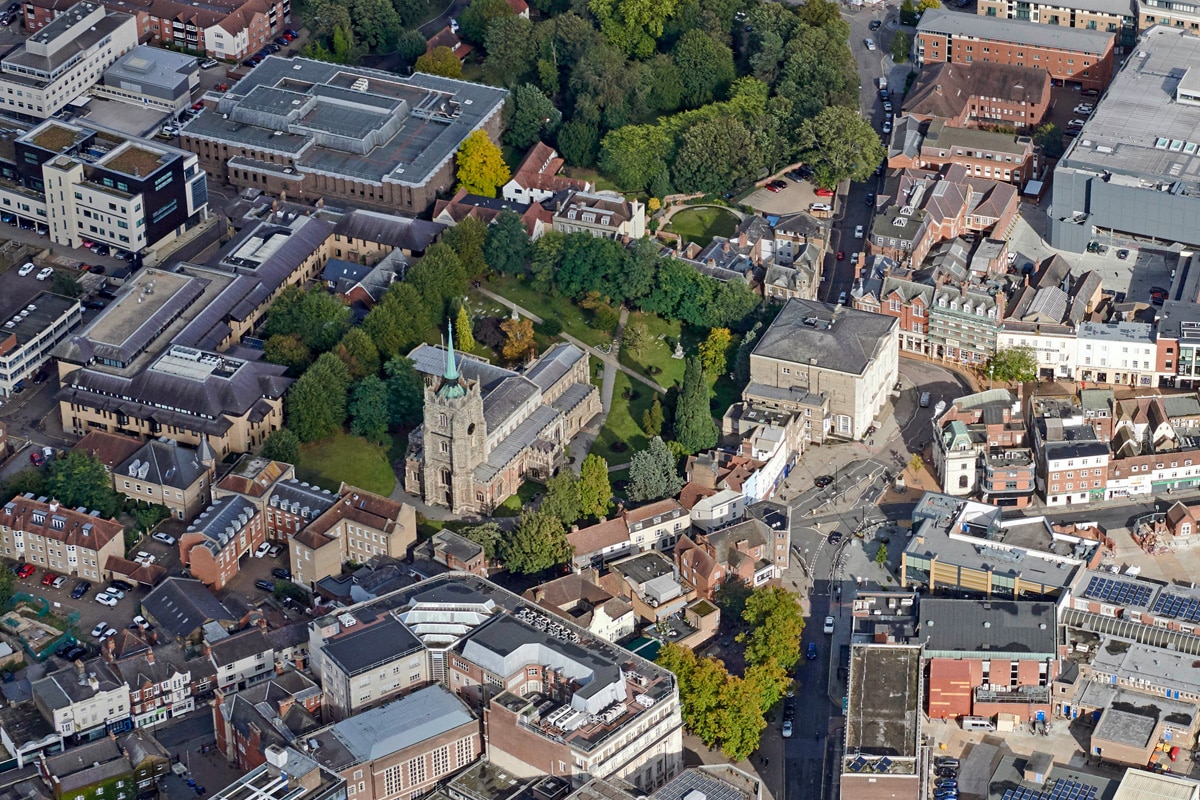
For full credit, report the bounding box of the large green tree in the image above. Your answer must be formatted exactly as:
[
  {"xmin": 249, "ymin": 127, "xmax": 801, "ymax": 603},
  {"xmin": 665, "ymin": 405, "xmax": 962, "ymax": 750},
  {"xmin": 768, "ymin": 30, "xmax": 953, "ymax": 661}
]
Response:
[
  {"xmin": 456, "ymin": 130, "xmax": 511, "ymax": 197},
  {"xmin": 671, "ymin": 115, "xmax": 761, "ymax": 195},
  {"xmin": 542, "ymin": 471, "xmax": 583, "ymax": 527},
  {"xmin": 263, "ymin": 286, "xmax": 351, "ymax": 353},
  {"xmin": 287, "ymin": 353, "xmax": 351, "ymax": 442},
  {"xmin": 484, "ymin": 16, "xmax": 537, "ymax": 86},
  {"xmin": 384, "ymin": 356, "xmax": 426, "ymax": 428},
  {"xmin": 675, "ymin": 356, "xmax": 718, "ymax": 454},
  {"xmin": 505, "ymin": 84, "xmax": 561, "ymax": 149},
  {"xmin": 348, "ymin": 0, "xmax": 402, "ymax": 51},
  {"xmin": 1035, "ymin": 123, "xmax": 1066, "ymax": 160},
  {"xmin": 262, "ymin": 428, "xmax": 301, "ymax": 465},
  {"xmin": 460, "ymin": 521, "xmax": 502, "ymax": 561},
  {"xmin": 45, "ymin": 452, "xmax": 122, "ymax": 518},
  {"xmin": 407, "ymin": 244, "xmax": 467, "ymax": 322},
  {"xmin": 415, "ymin": 47, "xmax": 463, "ymax": 78},
  {"xmin": 589, "ymin": 0, "xmax": 680, "ymax": 57},
  {"xmin": 335, "ymin": 327, "xmax": 381, "ymax": 382},
  {"xmin": 484, "ymin": 210, "xmax": 532, "ymax": 276},
  {"xmin": 459, "ymin": 0, "xmax": 514, "ymax": 43},
  {"xmin": 797, "ymin": 105, "xmax": 887, "ymax": 188},
  {"xmin": 364, "ymin": 283, "xmax": 428, "ymax": 360},
  {"xmin": 502, "ymin": 509, "xmax": 573, "ymax": 574},
  {"xmin": 987, "ymin": 346, "xmax": 1039, "ymax": 384},
  {"xmin": 349, "ymin": 375, "xmax": 390, "ymax": 445},
  {"xmin": 627, "ymin": 435, "xmax": 683, "ymax": 502},
  {"xmin": 598, "ymin": 124, "xmax": 673, "ymax": 193},
  {"xmin": 739, "ymin": 586, "xmax": 805, "ymax": 670},
  {"xmin": 263, "ymin": 333, "xmax": 312, "ymax": 374},
  {"xmin": 672, "ymin": 29, "xmax": 735, "ymax": 108},
  {"xmin": 578, "ymin": 454, "xmax": 612, "ymax": 520}
]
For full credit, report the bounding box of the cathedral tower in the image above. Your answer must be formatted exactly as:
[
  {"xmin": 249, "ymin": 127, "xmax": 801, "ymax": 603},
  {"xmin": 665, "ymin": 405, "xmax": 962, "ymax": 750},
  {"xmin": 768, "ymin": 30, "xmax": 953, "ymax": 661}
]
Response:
[{"xmin": 421, "ymin": 322, "xmax": 488, "ymax": 513}]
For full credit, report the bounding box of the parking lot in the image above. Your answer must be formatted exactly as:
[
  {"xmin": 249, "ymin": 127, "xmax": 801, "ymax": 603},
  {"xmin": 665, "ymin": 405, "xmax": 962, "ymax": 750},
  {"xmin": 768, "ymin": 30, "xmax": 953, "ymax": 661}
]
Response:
[{"xmin": 743, "ymin": 173, "xmax": 832, "ymax": 216}]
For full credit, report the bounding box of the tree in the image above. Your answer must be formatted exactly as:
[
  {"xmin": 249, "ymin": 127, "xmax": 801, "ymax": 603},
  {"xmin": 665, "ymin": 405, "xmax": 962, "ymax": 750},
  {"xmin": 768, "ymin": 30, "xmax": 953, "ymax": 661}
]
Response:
[
  {"xmin": 384, "ymin": 356, "xmax": 425, "ymax": 428},
  {"xmin": 263, "ymin": 333, "xmax": 313, "ymax": 374},
  {"xmin": 454, "ymin": 306, "xmax": 476, "ymax": 355},
  {"xmin": 501, "ymin": 315, "xmax": 537, "ymax": 363},
  {"xmin": 675, "ymin": 356, "xmax": 717, "ymax": 454},
  {"xmin": 460, "ymin": 521, "xmax": 502, "ymax": 561},
  {"xmin": 743, "ymin": 660, "xmax": 790, "ymax": 715},
  {"xmin": 890, "ymin": 30, "xmax": 912, "ymax": 63},
  {"xmin": 501, "ymin": 509, "xmax": 572, "ymax": 574},
  {"xmin": 739, "ymin": 585, "xmax": 804, "ymax": 670},
  {"xmin": 394, "ymin": 29, "xmax": 428, "ymax": 66},
  {"xmin": 349, "ymin": 375, "xmax": 390, "ymax": 445},
  {"xmin": 623, "ymin": 321, "xmax": 652, "ymax": 357},
  {"xmin": 671, "ymin": 115, "xmax": 761, "ymax": 195},
  {"xmin": 797, "ymin": 105, "xmax": 887, "ymax": 188},
  {"xmin": 715, "ymin": 677, "xmax": 769, "ymax": 761},
  {"xmin": 484, "ymin": 210, "xmax": 532, "ymax": 276},
  {"xmin": 578, "ymin": 455, "xmax": 612, "ymax": 520},
  {"xmin": 698, "ymin": 328, "xmax": 731, "ymax": 376},
  {"xmin": 349, "ymin": 0, "xmax": 402, "ymax": 51},
  {"xmin": 598, "ymin": 124, "xmax": 672, "ymax": 193},
  {"xmin": 484, "ymin": 16, "xmax": 536, "ymax": 86},
  {"xmin": 917, "ymin": 0, "xmax": 941, "ymax": 10},
  {"xmin": 445, "ymin": 216, "xmax": 489, "ymax": 278},
  {"xmin": 335, "ymin": 328, "xmax": 380, "ymax": 382},
  {"xmin": 642, "ymin": 395, "xmax": 664, "ymax": 437},
  {"xmin": 262, "ymin": 428, "xmax": 301, "ymax": 465},
  {"xmin": 264, "ymin": 286, "xmax": 351, "ymax": 353},
  {"xmin": 909, "ymin": 453, "xmax": 924, "ymax": 473},
  {"xmin": 45, "ymin": 452, "xmax": 122, "ymax": 518},
  {"xmin": 363, "ymin": 282, "xmax": 428, "ymax": 360},
  {"xmin": 672, "ymin": 29, "xmax": 735, "ymax": 108},
  {"xmin": 987, "ymin": 346, "xmax": 1039, "ymax": 384},
  {"xmin": 287, "ymin": 353, "xmax": 351, "ymax": 442},
  {"xmin": 875, "ymin": 543, "xmax": 889, "ymax": 565},
  {"xmin": 50, "ymin": 271, "xmax": 82, "ymax": 298},
  {"xmin": 407, "ymin": 244, "xmax": 467, "ymax": 321},
  {"xmin": 505, "ymin": 84, "xmax": 561, "ymax": 149},
  {"xmin": 542, "ymin": 471, "xmax": 583, "ymax": 527},
  {"xmin": 1, "ymin": 468, "xmax": 45, "ymax": 504},
  {"xmin": 415, "ymin": 46, "xmax": 463, "ymax": 78},
  {"xmin": 589, "ymin": 0, "xmax": 680, "ymax": 57},
  {"xmin": 627, "ymin": 436, "xmax": 683, "ymax": 502},
  {"xmin": 456, "ymin": 130, "xmax": 511, "ymax": 197},
  {"xmin": 529, "ymin": 231, "xmax": 565, "ymax": 292},
  {"xmin": 1035, "ymin": 123, "xmax": 1066, "ymax": 160},
  {"xmin": 458, "ymin": 0, "xmax": 513, "ymax": 43},
  {"xmin": 714, "ymin": 581, "xmax": 751, "ymax": 619},
  {"xmin": 0, "ymin": 567, "xmax": 13, "ymax": 613},
  {"xmin": 558, "ymin": 120, "xmax": 600, "ymax": 167}
]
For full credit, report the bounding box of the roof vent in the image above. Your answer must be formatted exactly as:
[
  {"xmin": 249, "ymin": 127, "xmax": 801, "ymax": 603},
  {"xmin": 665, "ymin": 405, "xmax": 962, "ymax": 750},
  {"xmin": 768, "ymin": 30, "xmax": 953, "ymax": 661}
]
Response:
[{"xmin": 983, "ymin": 621, "xmax": 991, "ymax": 627}]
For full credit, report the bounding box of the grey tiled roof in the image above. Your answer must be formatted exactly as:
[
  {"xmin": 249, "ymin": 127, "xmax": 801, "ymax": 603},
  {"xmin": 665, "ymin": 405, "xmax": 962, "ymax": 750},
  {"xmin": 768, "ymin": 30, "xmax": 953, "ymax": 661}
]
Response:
[
  {"xmin": 331, "ymin": 210, "xmax": 446, "ymax": 252},
  {"xmin": 752, "ymin": 298, "xmax": 897, "ymax": 376},
  {"xmin": 524, "ymin": 342, "xmax": 584, "ymax": 393},
  {"xmin": 142, "ymin": 577, "xmax": 235, "ymax": 639},
  {"xmin": 117, "ymin": 439, "xmax": 208, "ymax": 491},
  {"xmin": 918, "ymin": 8, "xmax": 1114, "ymax": 55},
  {"xmin": 482, "ymin": 376, "xmax": 540, "ymax": 432},
  {"xmin": 409, "ymin": 344, "xmax": 515, "ymax": 392}
]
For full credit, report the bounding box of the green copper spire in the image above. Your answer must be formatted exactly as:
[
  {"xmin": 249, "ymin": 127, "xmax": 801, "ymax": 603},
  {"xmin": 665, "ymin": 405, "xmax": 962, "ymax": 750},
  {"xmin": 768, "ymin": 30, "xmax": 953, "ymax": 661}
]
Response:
[
  {"xmin": 438, "ymin": 319, "xmax": 466, "ymax": 400},
  {"xmin": 445, "ymin": 320, "xmax": 459, "ymax": 381}
]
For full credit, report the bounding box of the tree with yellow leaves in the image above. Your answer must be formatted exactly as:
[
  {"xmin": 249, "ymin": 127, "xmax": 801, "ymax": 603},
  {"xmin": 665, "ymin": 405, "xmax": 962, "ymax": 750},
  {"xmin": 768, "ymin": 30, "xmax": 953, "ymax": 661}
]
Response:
[{"xmin": 456, "ymin": 130, "xmax": 510, "ymax": 197}]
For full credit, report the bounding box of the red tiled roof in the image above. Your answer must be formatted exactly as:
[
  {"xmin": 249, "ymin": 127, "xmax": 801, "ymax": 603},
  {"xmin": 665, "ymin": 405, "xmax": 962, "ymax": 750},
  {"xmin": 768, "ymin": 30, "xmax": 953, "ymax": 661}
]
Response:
[
  {"xmin": 1, "ymin": 498, "xmax": 123, "ymax": 551},
  {"xmin": 677, "ymin": 482, "xmax": 716, "ymax": 510},
  {"xmin": 74, "ymin": 431, "xmax": 143, "ymax": 472},
  {"xmin": 567, "ymin": 516, "xmax": 628, "ymax": 556}
]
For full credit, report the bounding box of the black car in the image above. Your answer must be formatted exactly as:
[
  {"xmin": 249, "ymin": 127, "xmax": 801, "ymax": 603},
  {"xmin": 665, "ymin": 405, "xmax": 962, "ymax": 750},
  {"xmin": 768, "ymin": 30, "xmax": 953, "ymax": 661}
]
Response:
[
  {"xmin": 55, "ymin": 639, "xmax": 78, "ymax": 657},
  {"xmin": 814, "ymin": 475, "xmax": 834, "ymax": 488},
  {"xmin": 865, "ymin": 192, "xmax": 875, "ymax": 206},
  {"xmin": 1117, "ymin": 248, "xmax": 1130, "ymax": 260},
  {"xmin": 869, "ymin": 19, "xmax": 881, "ymax": 29},
  {"xmin": 110, "ymin": 579, "xmax": 133, "ymax": 592},
  {"xmin": 70, "ymin": 580, "xmax": 91, "ymax": 599},
  {"xmin": 828, "ymin": 531, "xmax": 844, "ymax": 544},
  {"xmin": 271, "ymin": 567, "xmax": 291, "ymax": 580},
  {"xmin": 62, "ymin": 645, "xmax": 86, "ymax": 661},
  {"xmin": 254, "ymin": 579, "xmax": 275, "ymax": 592}
]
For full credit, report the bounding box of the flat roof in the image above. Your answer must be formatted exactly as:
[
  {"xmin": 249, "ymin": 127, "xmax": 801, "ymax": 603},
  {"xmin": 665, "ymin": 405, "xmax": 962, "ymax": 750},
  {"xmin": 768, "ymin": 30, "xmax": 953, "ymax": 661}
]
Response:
[
  {"xmin": 4, "ymin": 7, "xmax": 132, "ymax": 82},
  {"xmin": 103, "ymin": 45, "xmax": 195, "ymax": 91},
  {"xmin": 1064, "ymin": 26, "xmax": 1200, "ymax": 188},
  {"xmin": 920, "ymin": 599, "xmax": 1057, "ymax": 656},
  {"xmin": 184, "ymin": 57, "xmax": 507, "ymax": 189},
  {"xmin": 918, "ymin": 8, "xmax": 1115, "ymax": 54},
  {"xmin": 0, "ymin": 291, "xmax": 77, "ymax": 350},
  {"xmin": 844, "ymin": 645, "xmax": 921, "ymax": 759},
  {"xmin": 1091, "ymin": 636, "xmax": 1200, "ymax": 696}
]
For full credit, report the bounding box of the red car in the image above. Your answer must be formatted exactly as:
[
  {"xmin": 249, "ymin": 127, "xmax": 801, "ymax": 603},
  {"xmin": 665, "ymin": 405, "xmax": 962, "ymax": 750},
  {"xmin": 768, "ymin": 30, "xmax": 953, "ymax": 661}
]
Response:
[
  {"xmin": 192, "ymin": 101, "xmax": 204, "ymax": 111},
  {"xmin": 215, "ymin": 83, "xmax": 228, "ymax": 92},
  {"xmin": 29, "ymin": 451, "xmax": 44, "ymax": 466},
  {"xmin": 765, "ymin": 183, "xmax": 781, "ymax": 193},
  {"xmin": 836, "ymin": 251, "xmax": 845, "ymax": 260},
  {"xmin": 41, "ymin": 571, "xmax": 55, "ymax": 586},
  {"xmin": 16, "ymin": 564, "xmax": 35, "ymax": 579},
  {"xmin": 815, "ymin": 188, "xmax": 835, "ymax": 197}
]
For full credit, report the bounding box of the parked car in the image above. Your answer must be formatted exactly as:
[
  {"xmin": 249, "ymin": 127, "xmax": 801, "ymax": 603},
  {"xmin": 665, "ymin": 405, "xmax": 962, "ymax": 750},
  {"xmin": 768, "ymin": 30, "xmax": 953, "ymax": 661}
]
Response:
[
  {"xmin": 782, "ymin": 720, "xmax": 793, "ymax": 738},
  {"xmin": 62, "ymin": 644, "xmax": 86, "ymax": 660},
  {"xmin": 869, "ymin": 18, "xmax": 881, "ymax": 29},
  {"xmin": 16, "ymin": 563, "xmax": 34, "ymax": 579},
  {"xmin": 90, "ymin": 622, "xmax": 108, "ymax": 638},
  {"xmin": 823, "ymin": 616, "xmax": 835, "ymax": 634},
  {"xmin": 881, "ymin": 120, "xmax": 892, "ymax": 135},
  {"xmin": 41, "ymin": 571, "xmax": 55, "ymax": 586},
  {"xmin": 814, "ymin": 475, "xmax": 833, "ymax": 488},
  {"xmin": 71, "ymin": 580, "xmax": 91, "ymax": 599},
  {"xmin": 152, "ymin": 531, "xmax": 176, "ymax": 546},
  {"xmin": 104, "ymin": 586, "xmax": 125, "ymax": 600},
  {"xmin": 814, "ymin": 187, "xmax": 834, "ymax": 197},
  {"xmin": 268, "ymin": 544, "xmax": 283, "ymax": 557},
  {"xmin": 51, "ymin": 576, "xmax": 66, "ymax": 589},
  {"xmin": 254, "ymin": 542, "xmax": 271, "ymax": 558},
  {"xmin": 94, "ymin": 593, "xmax": 118, "ymax": 607},
  {"xmin": 254, "ymin": 579, "xmax": 276, "ymax": 592},
  {"xmin": 854, "ymin": 225, "xmax": 864, "ymax": 239},
  {"xmin": 864, "ymin": 38, "xmax": 876, "ymax": 50},
  {"xmin": 199, "ymin": 58, "xmax": 219, "ymax": 69},
  {"xmin": 806, "ymin": 642, "xmax": 818, "ymax": 660},
  {"xmin": 134, "ymin": 551, "xmax": 155, "ymax": 565},
  {"xmin": 17, "ymin": 262, "xmax": 34, "ymax": 276},
  {"xmin": 110, "ymin": 579, "xmax": 133, "ymax": 592},
  {"xmin": 131, "ymin": 615, "xmax": 149, "ymax": 630},
  {"xmin": 1117, "ymin": 248, "xmax": 1130, "ymax": 260},
  {"xmin": 1073, "ymin": 103, "xmax": 1095, "ymax": 115},
  {"xmin": 765, "ymin": 182, "xmax": 782, "ymax": 193}
]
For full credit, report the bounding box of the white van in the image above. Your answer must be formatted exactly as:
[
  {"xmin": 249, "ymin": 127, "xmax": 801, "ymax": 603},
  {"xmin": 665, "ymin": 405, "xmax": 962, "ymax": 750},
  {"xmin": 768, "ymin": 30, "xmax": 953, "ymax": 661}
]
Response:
[
  {"xmin": 960, "ymin": 715, "xmax": 996, "ymax": 732},
  {"xmin": 810, "ymin": 203, "xmax": 832, "ymax": 213}
]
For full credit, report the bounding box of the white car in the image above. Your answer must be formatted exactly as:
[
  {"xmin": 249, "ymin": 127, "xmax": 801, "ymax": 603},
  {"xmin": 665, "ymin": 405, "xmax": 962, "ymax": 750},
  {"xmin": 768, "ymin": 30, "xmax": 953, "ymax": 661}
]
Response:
[
  {"xmin": 152, "ymin": 531, "xmax": 176, "ymax": 546},
  {"xmin": 824, "ymin": 616, "xmax": 835, "ymax": 634},
  {"xmin": 1073, "ymin": 104, "xmax": 1094, "ymax": 115},
  {"xmin": 16, "ymin": 262, "xmax": 34, "ymax": 276},
  {"xmin": 254, "ymin": 542, "xmax": 271, "ymax": 558},
  {"xmin": 782, "ymin": 720, "xmax": 793, "ymax": 738},
  {"xmin": 35, "ymin": 267, "xmax": 52, "ymax": 281},
  {"xmin": 131, "ymin": 615, "xmax": 149, "ymax": 629},
  {"xmin": 864, "ymin": 38, "xmax": 876, "ymax": 50},
  {"xmin": 854, "ymin": 225, "xmax": 864, "ymax": 239},
  {"xmin": 104, "ymin": 586, "xmax": 125, "ymax": 599},
  {"xmin": 134, "ymin": 551, "xmax": 156, "ymax": 564},
  {"xmin": 90, "ymin": 622, "xmax": 107, "ymax": 638},
  {"xmin": 94, "ymin": 593, "xmax": 118, "ymax": 607},
  {"xmin": 268, "ymin": 543, "xmax": 283, "ymax": 557},
  {"xmin": 1067, "ymin": 118, "xmax": 1087, "ymax": 129}
]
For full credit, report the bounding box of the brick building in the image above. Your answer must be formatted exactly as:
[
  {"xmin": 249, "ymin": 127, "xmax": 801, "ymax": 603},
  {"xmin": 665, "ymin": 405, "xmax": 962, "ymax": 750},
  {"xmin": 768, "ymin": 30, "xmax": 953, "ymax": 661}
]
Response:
[
  {"xmin": 179, "ymin": 495, "xmax": 265, "ymax": 590},
  {"xmin": 916, "ymin": 9, "xmax": 1116, "ymax": 91},
  {"xmin": 853, "ymin": 276, "xmax": 934, "ymax": 355},
  {"xmin": 0, "ymin": 496, "xmax": 124, "ymax": 582},
  {"xmin": 288, "ymin": 488, "xmax": 416, "ymax": 588},
  {"xmin": 212, "ymin": 671, "xmax": 322, "ymax": 771},
  {"xmin": 674, "ymin": 518, "xmax": 788, "ymax": 600},
  {"xmin": 902, "ymin": 61, "xmax": 1052, "ymax": 131}
]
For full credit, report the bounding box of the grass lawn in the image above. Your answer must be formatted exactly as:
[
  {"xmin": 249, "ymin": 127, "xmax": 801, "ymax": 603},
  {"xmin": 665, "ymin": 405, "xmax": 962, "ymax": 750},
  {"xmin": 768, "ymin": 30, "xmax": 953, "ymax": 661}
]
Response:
[
  {"xmin": 618, "ymin": 312, "xmax": 711, "ymax": 390},
  {"xmin": 592, "ymin": 372, "xmax": 656, "ymax": 465},
  {"xmin": 493, "ymin": 479, "xmax": 544, "ymax": 517},
  {"xmin": 563, "ymin": 167, "xmax": 620, "ymax": 193},
  {"xmin": 475, "ymin": 275, "xmax": 611, "ymax": 348},
  {"xmin": 297, "ymin": 431, "xmax": 396, "ymax": 496},
  {"xmin": 665, "ymin": 207, "xmax": 739, "ymax": 248}
]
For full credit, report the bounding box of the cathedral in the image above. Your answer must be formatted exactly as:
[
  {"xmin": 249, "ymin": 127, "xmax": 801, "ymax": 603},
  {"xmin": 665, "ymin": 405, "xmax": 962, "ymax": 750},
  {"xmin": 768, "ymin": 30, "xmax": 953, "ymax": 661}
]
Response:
[{"xmin": 403, "ymin": 325, "xmax": 601, "ymax": 515}]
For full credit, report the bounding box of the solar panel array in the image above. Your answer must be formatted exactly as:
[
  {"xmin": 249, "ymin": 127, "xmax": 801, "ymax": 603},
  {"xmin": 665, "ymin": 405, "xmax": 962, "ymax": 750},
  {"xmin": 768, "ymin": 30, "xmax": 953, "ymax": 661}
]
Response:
[
  {"xmin": 1083, "ymin": 575, "xmax": 1153, "ymax": 607},
  {"xmin": 848, "ymin": 756, "xmax": 867, "ymax": 773},
  {"xmin": 877, "ymin": 757, "xmax": 893, "ymax": 773},
  {"xmin": 1152, "ymin": 591, "xmax": 1200, "ymax": 622},
  {"xmin": 1000, "ymin": 779, "xmax": 1099, "ymax": 800}
]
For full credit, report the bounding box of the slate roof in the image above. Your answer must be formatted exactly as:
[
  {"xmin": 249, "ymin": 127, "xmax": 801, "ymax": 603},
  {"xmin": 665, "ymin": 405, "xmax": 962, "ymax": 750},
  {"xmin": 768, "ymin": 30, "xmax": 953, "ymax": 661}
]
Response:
[
  {"xmin": 0, "ymin": 495, "xmax": 123, "ymax": 552},
  {"xmin": 142, "ymin": 577, "xmax": 235, "ymax": 640},
  {"xmin": 752, "ymin": 298, "xmax": 897, "ymax": 376},
  {"xmin": 409, "ymin": 344, "xmax": 516, "ymax": 392},
  {"xmin": 117, "ymin": 439, "xmax": 208, "ymax": 491},
  {"xmin": 920, "ymin": 598, "xmax": 1056, "ymax": 655},
  {"xmin": 187, "ymin": 495, "xmax": 258, "ymax": 557},
  {"xmin": 524, "ymin": 343, "xmax": 585, "ymax": 393},
  {"xmin": 331, "ymin": 210, "xmax": 445, "ymax": 253},
  {"xmin": 321, "ymin": 615, "xmax": 422, "ymax": 676},
  {"xmin": 208, "ymin": 628, "xmax": 271, "ymax": 667}
]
